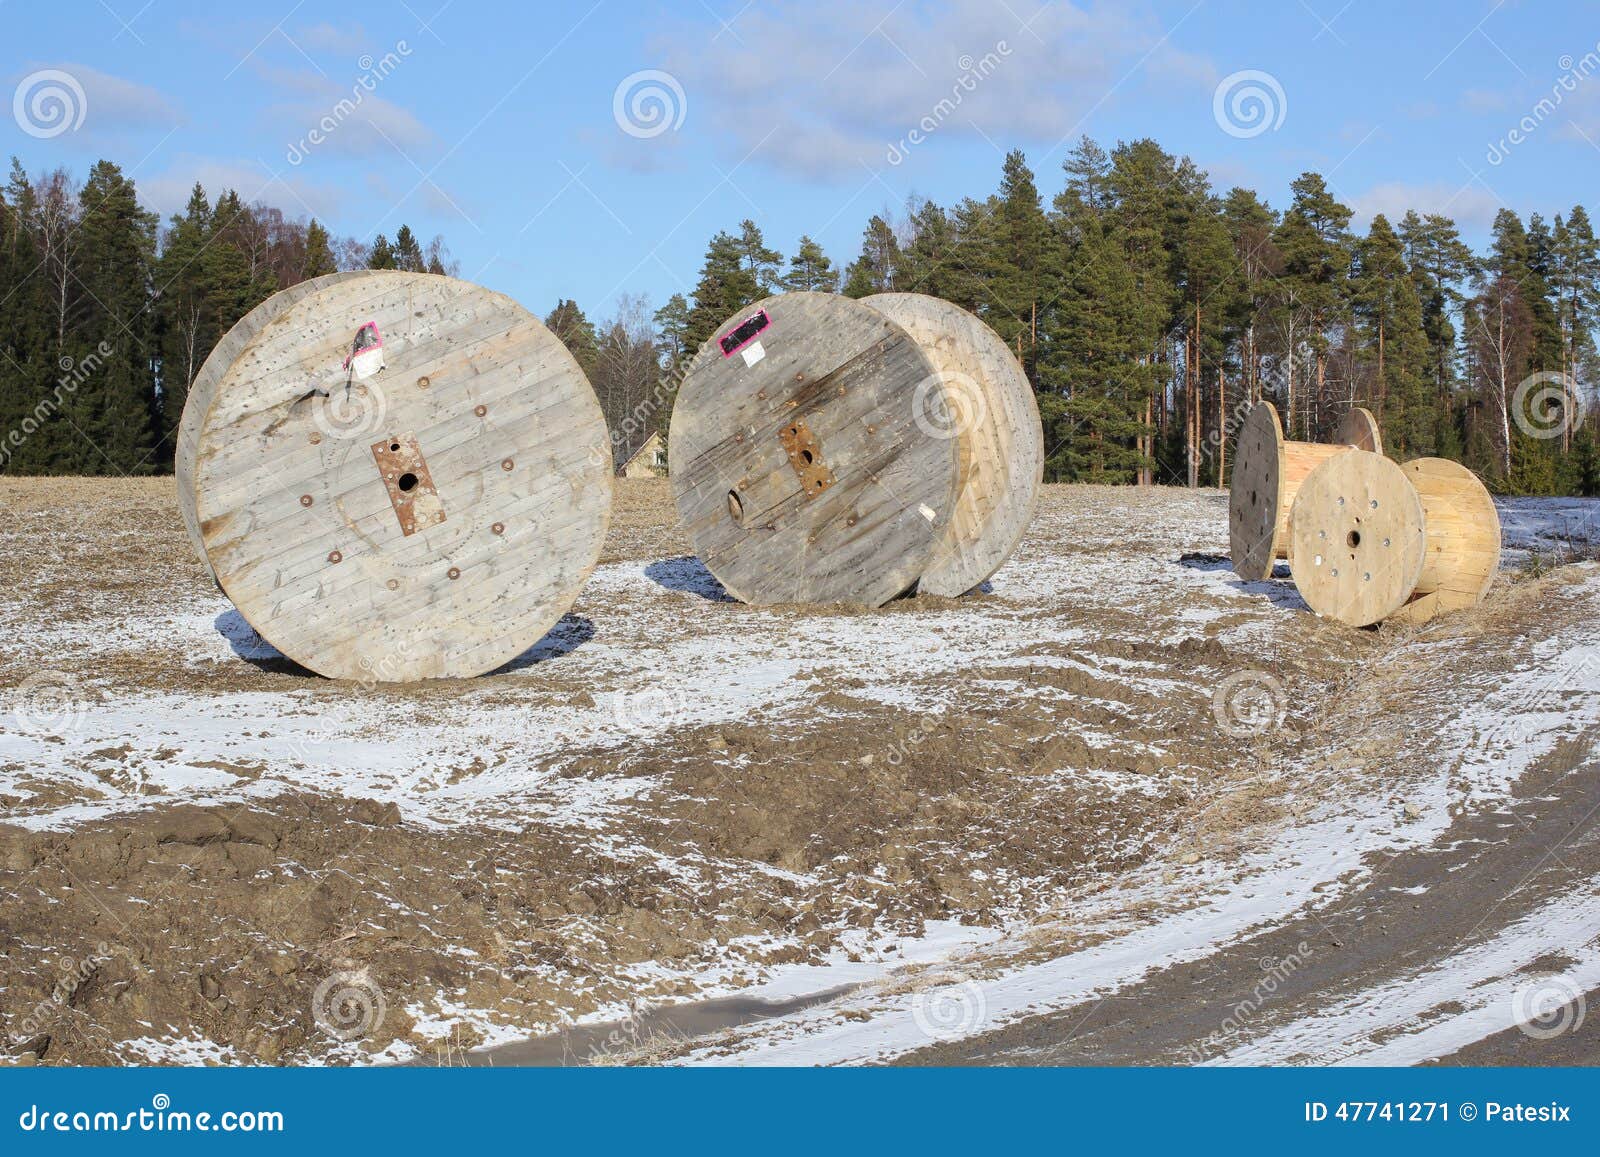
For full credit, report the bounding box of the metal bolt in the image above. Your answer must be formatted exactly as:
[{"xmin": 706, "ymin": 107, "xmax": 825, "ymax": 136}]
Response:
[
  {"xmin": 328, "ymin": 550, "xmax": 342, "ymax": 564},
  {"xmin": 491, "ymin": 522, "xmax": 505, "ymax": 535},
  {"xmin": 417, "ymin": 375, "xmax": 430, "ymax": 389},
  {"xmin": 501, "ymin": 458, "xmax": 514, "ymax": 471},
  {"xmin": 309, "ymin": 433, "xmax": 322, "ymax": 446},
  {"xmin": 300, "ymin": 495, "xmax": 313, "ymax": 507},
  {"xmin": 447, "ymin": 567, "xmax": 461, "ymax": 580},
  {"xmin": 386, "ymin": 579, "xmax": 399, "ymax": 590},
  {"xmin": 474, "ymin": 404, "xmax": 487, "ymax": 417}
]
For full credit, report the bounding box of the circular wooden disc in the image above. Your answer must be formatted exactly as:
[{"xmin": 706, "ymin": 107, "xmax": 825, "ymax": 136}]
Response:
[
  {"xmin": 669, "ymin": 292, "xmax": 961, "ymax": 607},
  {"xmin": 1288, "ymin": 450, "xmax": 1426, "ymax": 627},
  {"xmin": 1229, "ymin": 401, "xmax": 1286, "ymax": 581},
  {"xmin": 182, "ymin": 270, "xmax": 612, "ymax": 681},
  {"xmin": 860, "ymin": 293, "xmax": 1044, "ymax": 597},
  {"xmin": 177, "ymin": 272, "xmax": 360, "ymax": 575},
  {"xmin": 1387, "ymin": 457, "xmax": 1501, "ymax": 625},
  {"xmin": 1336, "ymin": 406, "xmax": 1383, "ymax": 454}
]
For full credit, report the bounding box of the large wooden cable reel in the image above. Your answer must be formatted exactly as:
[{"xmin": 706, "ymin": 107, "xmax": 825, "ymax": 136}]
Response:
[
  {"xmin": 1385, "ymin": 457, "xmax": 1501, "ymax": 625},
  {"xmin": 859, "ymin": 292, "xmax": 1044, "ymax": 597},
  {"xmin": 668, "ymin": 292, "xmax": 963, "ymax": 607},
  {"xmin": 1229, "ymin": 401, "xmax": 1384, "ymax": 581},
  {"xmin": 176, "ymin": 270, "xmax": 613, "ymax": 681},
  {"xmin": 1288, "ymin": 451, "xmax": 1500, "ymax": 627}
]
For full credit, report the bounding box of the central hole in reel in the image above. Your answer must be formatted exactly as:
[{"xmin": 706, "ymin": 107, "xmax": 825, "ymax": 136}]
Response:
[
  {"xmin": 1347, "ymin": 529, "xmax": 1361, "ymax": 548},
  {"xmin": 398, "ymin": 472, "xmax": 419, "ymax": 493}
]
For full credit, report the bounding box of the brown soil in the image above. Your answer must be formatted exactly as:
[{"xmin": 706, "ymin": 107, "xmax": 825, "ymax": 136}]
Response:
[{"xmin": 0, "ymin": 476, "xmax": 1466, "ymax": 1064}]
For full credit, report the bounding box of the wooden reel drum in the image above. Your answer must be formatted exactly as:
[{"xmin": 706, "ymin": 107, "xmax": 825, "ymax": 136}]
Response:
[
  {"xmin": 1229, "ymin": 401, "xmax": 1383, "ymax": 580},
  {"xmin": 668, "ymin": 292, "xmax": 963, "ymax": 607},
  {"xmin": 1288, "ymin": 451, "xmax": 1500, "ymax": 627},
  {"xmin": 176, "ymin": 270, "xmax": 612, "ymax": 681},
  {"xmin": 860, "ymin": 293, "xmax": 1044, "ymax": 597}
]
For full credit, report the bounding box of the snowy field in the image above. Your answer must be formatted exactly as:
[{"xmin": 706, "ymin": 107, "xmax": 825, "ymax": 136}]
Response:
[{"xmin": 2, "ymin": 478, "xmax": 1598, "ymax": 1066}]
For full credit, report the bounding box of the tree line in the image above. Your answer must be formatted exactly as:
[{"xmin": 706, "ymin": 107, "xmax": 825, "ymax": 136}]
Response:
[
  {"xmin": 0, "ymin": 157, "xmax": 455, "ymax": 474},
  {"xmin": 5, "ymin": 144, "xmax": 1600, "ymax": 494}
]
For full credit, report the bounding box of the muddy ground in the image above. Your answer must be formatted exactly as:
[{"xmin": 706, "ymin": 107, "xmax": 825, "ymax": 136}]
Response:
[{"xmin": 0, "ymin": 477, "xmax": 1579, "ymax": 1065}]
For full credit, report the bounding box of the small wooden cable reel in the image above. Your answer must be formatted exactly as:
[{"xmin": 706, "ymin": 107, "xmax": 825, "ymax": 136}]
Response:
[
  {"xmin": 1229, "ymin": 401, "xmax": 1383, "ymax": 581},
  {"xmin": 1288, "ymin": 451, "xmax": 1501, "ymax": 627}
]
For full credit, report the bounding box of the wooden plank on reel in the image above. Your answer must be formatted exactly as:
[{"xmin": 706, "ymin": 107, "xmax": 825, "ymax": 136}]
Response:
[
  {"xmin": 1386, "ymin": 457, "xmax": 1501, "ymax": 625},
  {"xmin": 668, "ymin": 292, "xmax": 962, "ymax": 607},
  {"xmin": 178, "ymin": 270, "xmax": 612, "ymax": 681},
  {"xmin": 177, "ymin": 272, "xmax": 359, "ymax": 577},
  {"xmin": 1287, "ymin": 449, "xmax": 1427, "ymax": 627},
  {"xmin": 860, "ymin": 292, "xmax": 1044, "ymax": 597},
  {"xmin": 1229, "ymin": 401, "xmax": 1385, "ymax": 581}
]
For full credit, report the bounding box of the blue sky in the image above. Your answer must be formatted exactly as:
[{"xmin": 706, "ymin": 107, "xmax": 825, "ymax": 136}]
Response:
[{"xmin": 5, "ymin": 1, "xmax": 1600, "ymax": 323}]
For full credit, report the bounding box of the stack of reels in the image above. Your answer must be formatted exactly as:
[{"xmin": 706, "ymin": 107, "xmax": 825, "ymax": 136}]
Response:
[
  {"xmin": 1228, "ymin": 401, "xmax": 1501, "ymax": 627},
  {"xmin": 668, "ymin": 291, "xmax": 1044, "ymax": 606},
  {"xmin": 177, "ymin": 270, "xmax": 613, "ymax": 681}
]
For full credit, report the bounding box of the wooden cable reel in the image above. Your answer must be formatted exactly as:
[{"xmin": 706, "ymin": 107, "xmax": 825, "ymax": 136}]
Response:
[
  {"xmin": 176, "ymin": 270, "xmax": 613, "ymax": 681},
  {"xmin": 1228, "ymin": 401, "xmax": 1383, "ymax": 581},
  {"xmin": 859, "ymin": 293, "xmax": 1044, "ymax": 597},
  {"xmin": 668, "ymin": 292, "xmax": 963, "ymax": 607},
  {"xmin": 1288, "ymin": 451, "xmax": 1501, "ymax": 627}
]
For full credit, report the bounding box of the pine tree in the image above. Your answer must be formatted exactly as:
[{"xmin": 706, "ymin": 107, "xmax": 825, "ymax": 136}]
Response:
[
  {"xmin": 303, "ymin": 219, "xmax": 337, "ymax": 279},
  {"xmin": 1272, "ymin": 173, "xmax": 1353, "ymax": 438},
  {"xmin": 735, "ymin": 220, "xmax": 783, "ymax": 293},
  {"xmin": 654, "ymin": 293, "xmax": 691, "ymax": 367},
  {"xmin": 780, "ymin": 235, "xmax": 838, "ymax": 293},
  {"xmin": 393, "ymin": 224, "xmax": 426, "ymax": 273},
  {"xmin": 842, "ymin": 215, "xmax": 902, "ymax": 297},
  {"xmin": 545, "ymin": 299, "xmax": 599, "ymax": 376},
  {"xmin": 685, "ymin": 230, "xmax": 760, "ymax": 348},
  {"xmin": 896, "ymin": 199, "xmax": 958, "ymax": 299},
  {"xmin": 1351, "ymin": 215, "xmax": 1431, "ymax": 454},
  {"xmin": 985, "ymin": 150, "xmax": 1053, "ymax": 380},
  {"xmin": 63, "ymin": 161, "xmax": 158, "ymax": 473},
  {"xmin": 367, "ymin": 234, "xmax": 397, "ymax": 269}
]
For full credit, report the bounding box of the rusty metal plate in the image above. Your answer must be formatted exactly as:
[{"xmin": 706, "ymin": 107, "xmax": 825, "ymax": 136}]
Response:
[
  {"xmin": 371, "ymin": 432, "xmax": 446, "ymax": 535},
  {"xmin": 778, "ymin": 419, "xmax": 835, "ymax": 499}
]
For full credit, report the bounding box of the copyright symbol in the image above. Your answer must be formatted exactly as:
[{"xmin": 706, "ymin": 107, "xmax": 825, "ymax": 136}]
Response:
[{"xmin": 1459, "ymin": 1102, "xmax": 1477, "ymax": 1121}]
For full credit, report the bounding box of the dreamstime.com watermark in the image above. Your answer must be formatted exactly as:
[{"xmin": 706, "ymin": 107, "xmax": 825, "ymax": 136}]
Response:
[
  {"xmin": 613, "ymin": 69, "xmax": 687, "ymax": 139},
  {"xmin": 0, "ymin": 342, "xmax": 115, "ymax": 471},
  {"xmin": 7, "ymin": 670, "xmax": 87, "ymax": 738},
  {"xmin": 912, "ymin": 369, "xmax": 987, "ymax": 443},
  {"xmin": 886, "ymin": 43, "xmax": 1012, "ymax": 165},
  {"xmin": 286, "ymin": 42, "xmax": 413, "ymax": 165},
  {"xmin": 9, "ymin": 941, "xmax": 114, "ymax": 1050},
  {"xmin": 1511, "ymin": 370, "xmax": 1585, "ymax": 440},
  {"xmin": 610, "ymin": 680, "xmax": 689, "ymax": 737},
  {"xmin": 17, "ymin": 1095, "xmax": 283, "ymax": 1134},
  {"xmin": 1512, "ymin": 974, "xmax": 1587, "ymax": 1040},
  {"xmin": 1213, "ymin": 70, "xmax": 1286, "ymax": 139},
  {"xmin": 911, "ymin": 976, "xmax": 989, "ymax": 1040},
  {"xmin": 1487, "ymin": 44, "xmax": 1600, "ymax": 165},
  {"xmin": 12, "ymin": 68, "xmax": 86, "ymax": 138},
  {"xmin": 311, "ymin": 970, "xmax": 387, "ymax": 1042},
  {"xmin": 1183, "ymin": 942, "xmax": 1314, "ymax": 1062},
  {"xmin": 1211, "ymin": 670, "xmax": 1288, "ymax": 738}
]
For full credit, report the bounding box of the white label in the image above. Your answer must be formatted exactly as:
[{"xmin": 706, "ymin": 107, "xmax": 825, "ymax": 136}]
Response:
[
  {"xmin": 740, "ymin": 341, "xmax": 766, "ymax": 367},
  {"xmin": 349, "ymin": 346, "xmax": 384, "ymax": 380},
  {"xmin": 918, "ymin": 504, "xmax": 937, "ymax": 523}
]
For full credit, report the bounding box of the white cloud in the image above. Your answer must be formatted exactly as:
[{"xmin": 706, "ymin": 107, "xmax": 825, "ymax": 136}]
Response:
[
  {"xmin": 139, "ymin": 156, "xmax": 343, "ymax": 221},
  {"xmin": 253, "ymin": 61, "xmax": 435, "ymax": 164},
  {"xmin": 1350, "ymin": 180, "xmax": 1504, "ymax": 229},
  {"xmin": 12, "ymin": 62, "xmax": 180, "ymax": 131},
  {"xmin": 643, "ymin": 0, "xmax": 1202, "ymax": 178}
]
